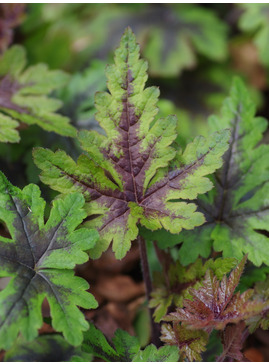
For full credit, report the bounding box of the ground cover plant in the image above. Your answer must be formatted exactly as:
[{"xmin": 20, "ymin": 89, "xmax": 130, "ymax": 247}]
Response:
[{"xmin": 1, "ymin": 3, "xmax": 269, "ymax": 362}]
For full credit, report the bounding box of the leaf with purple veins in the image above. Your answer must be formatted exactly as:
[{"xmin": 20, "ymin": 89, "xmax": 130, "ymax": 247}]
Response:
[{"xmin": 33, "ymin": 28, "xmax": 230, "ymax": 259}]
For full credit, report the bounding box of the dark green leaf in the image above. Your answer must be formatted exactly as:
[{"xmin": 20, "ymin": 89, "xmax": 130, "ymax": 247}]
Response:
[
  {"xmin": 178, "ymin": 77, "xmax": 269, "ymax": 266},
  {"xmin": 82, "ymin": 322, "xmax": 179, "ymax": 362},
  {"xmin": 82, "ymin": 323, "xmax": 139, "ymax": 361},
  {"xmin": 0, "ymin": 172, "xmax": 99, "ymax": 349}
]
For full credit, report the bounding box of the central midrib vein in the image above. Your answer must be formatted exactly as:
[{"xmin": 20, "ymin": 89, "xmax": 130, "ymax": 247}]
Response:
[
  {"xmin": 10, "ymin": 194, "xmax": 36, "ymax": 266},
  {"xmin": 124, "ymin": 44, "xmax": 139, "ymax": 203},
  {"xmin": 217, "ymin": 104, "xmax": 241, "ymax": 221}
]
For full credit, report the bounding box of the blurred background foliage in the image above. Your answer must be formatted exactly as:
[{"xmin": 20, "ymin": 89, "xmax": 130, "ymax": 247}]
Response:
[{"xmin": 0, "ymin": 3, "xmax": 268, "ymax": 193}]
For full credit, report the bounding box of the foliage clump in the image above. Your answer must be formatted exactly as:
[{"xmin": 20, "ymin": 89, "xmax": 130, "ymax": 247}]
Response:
[{"xmin": 2, "ymin": 4, "xmax": 269, "ymax": 361}]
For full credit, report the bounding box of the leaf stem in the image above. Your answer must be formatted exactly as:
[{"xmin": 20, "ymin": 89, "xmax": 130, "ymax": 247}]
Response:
[{"xmin": 138, "ymin": 235, "xmax": 161, "ymax": 347}]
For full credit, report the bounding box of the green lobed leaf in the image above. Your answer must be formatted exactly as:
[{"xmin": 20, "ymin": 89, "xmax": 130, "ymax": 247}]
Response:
[
  {"xmin": 82, "ymin": 322, "xmax": 139, "ymax": 361},
  {"xmin": 0, "ymin": 171, "xmax": 99, "ymax": 349},
  {"xmin": 81, "ymin": 322, "xmax": 179, "ymax": 362},
  {"xmin": 33, "ymin": 28, "xmax": 230, "ymax": 260},
  {"xmin": 132, "ymin": 344, "xmax": 179, "ymax": 362},
  {"xmin": 178, "ymin": 77, "xmax": 269, "ymax": 266},
  {"xmin": 0, "ymin": 45, "xmax": 76, "ymax": 142},
  {"xmin": 4, "ymin": 334, "xmax": 92, "ymax": 362}
]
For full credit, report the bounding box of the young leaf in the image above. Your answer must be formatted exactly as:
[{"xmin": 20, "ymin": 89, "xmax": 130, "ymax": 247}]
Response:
[
  {"xmin": 164, "ymin": 257, "xmax": 266, "ymax": 331},
  {"xmin": 150, "ymin": 257, "xmax": 237, "ymax": 322},
  {"xmin": 82, "ymin": 322, "xmax": 179, "ymax": 362},
  {"xmin": 161, "ymin": 323, "xmax": 208, "ymax": 362},
  {"xmin": 4, "ymin": 334, "xmax": 92, "ymax": 362},
  {"xmin": 217, "ymin": 322, "xmax": 246, "ymax": 362},
  {"xmin": 33, "ymin": 28, "xmax": 230, "ymax": 259},
  {"xmin": 178, "ymin": 77, "xmax": 269, "ymax": 266},
  {"xmin": 0, "ymin": 45, "xmax": 76, "ymax": 142},
  {"xmin": 239, "ymin": 4, "xmax": 269, "ymax": 66},
  {"xmin": 0, "ymin": 172, "xmax": 99, "ymax": 349}
]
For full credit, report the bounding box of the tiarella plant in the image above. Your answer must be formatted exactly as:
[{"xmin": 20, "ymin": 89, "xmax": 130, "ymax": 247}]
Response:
[
  {"xmin": 33, "ymin": 29, "xmax": 230, "ymax": 345},
  {"xmin": 1, "ymin": 25, "xmax": 269, "ymax": 362}
]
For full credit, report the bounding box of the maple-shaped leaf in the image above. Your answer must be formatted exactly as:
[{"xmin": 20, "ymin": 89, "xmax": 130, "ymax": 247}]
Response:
[
  {"xmin": 177, "ymin": 77, "xmax": 269, "ymax": 266},
  {"xmin": 239, "ymin": 4, "xmax": 269, "ymax": 66},
  {"xmin": 161, "ymin": 323, "xmax": 208, "ymax": 362},
  {"xmin": 150, "ymin": 257, "xmax": 237, "ymax": 322},
  {"xmin": 165, "ymin": 257, "xmax": 266, "ymax": 331},
  {"xmin": 217, "ymin": 322, "xmax": 246, "ymax": 362},
  {"xmin": 0, "ymin": 172, "xmax": 99, "ymax": 349},
  {"xmin": 0, "ymin": 45, "xmax": 76, "ymax": 143},
  {"xmin": 33, "ymin": 28, "xmax": 230, "ymax": 259},
  {"xmin": 81, "ymin": 322, "xmax": 179, "ymax": 362}
]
